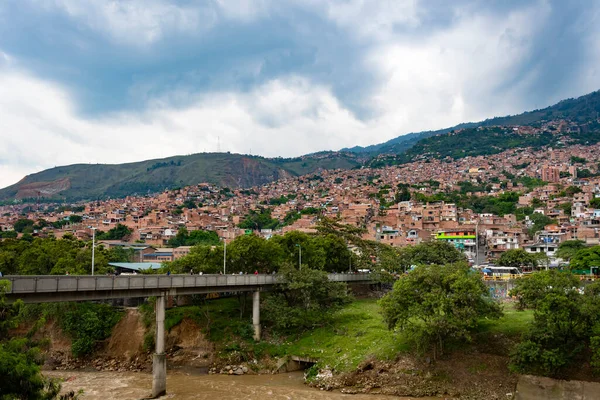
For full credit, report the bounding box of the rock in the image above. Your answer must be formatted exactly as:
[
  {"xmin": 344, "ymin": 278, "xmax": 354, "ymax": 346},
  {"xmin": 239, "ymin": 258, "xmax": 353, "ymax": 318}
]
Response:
[
  {"xmin": 228, "ymin": 370, "xmax": 234, "ymax": 375},
  {"xmin": 242, "ymin": 366, "xmax": 248, "ymax": 373},
  {"xmin": 233, "ymin": 368, "xmax": 244, "ymax": 375}
]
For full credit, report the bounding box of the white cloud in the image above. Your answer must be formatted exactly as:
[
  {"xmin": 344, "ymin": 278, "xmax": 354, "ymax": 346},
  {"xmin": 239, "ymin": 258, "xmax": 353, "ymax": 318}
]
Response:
[
  {"xmin": 35, "ymin": 0, "xmax": 216, "ymax": 45},
  {"xmin": 2, "ymin": 0, "xmax": 600, "ymax": 190},
  {"xmin": 0, "ymin": 69, "xmax": 371, "ymax": 188}
]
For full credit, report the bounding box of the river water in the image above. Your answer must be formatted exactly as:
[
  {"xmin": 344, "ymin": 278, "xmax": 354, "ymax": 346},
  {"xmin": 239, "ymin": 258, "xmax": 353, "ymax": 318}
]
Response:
[{"xmin": 44, "ymin": 370, "xmax": 425, "ymax": 400}]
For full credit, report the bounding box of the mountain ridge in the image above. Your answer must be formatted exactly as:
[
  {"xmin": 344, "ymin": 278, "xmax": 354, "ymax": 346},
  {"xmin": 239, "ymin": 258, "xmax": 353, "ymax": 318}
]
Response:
[
  {"xmin": 2, "ymin": 89, "xmax": 600, "ymax": 202},
  {"xmin": 343, "ymin": 89, "xmax": 600, "ymax": 155}
]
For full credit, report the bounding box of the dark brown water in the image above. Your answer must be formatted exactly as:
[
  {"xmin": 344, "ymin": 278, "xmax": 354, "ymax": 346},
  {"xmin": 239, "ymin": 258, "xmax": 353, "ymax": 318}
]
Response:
[{"xmin": 44, "ymin": 370, "xmax": 427, "ymax": 399}]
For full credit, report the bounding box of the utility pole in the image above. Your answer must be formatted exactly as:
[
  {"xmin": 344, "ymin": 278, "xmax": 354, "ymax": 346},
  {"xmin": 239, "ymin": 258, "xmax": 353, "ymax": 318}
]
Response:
[
  {"xmin": 91, "ymin": 227, "xmax": 96, "ymax": 276},
  {"xmin": 223, "ymin": 239, "xmax": 227, "ymax": 274},
  {"xmin": 475, "ymin": 220, "xmax": 479, "ymax": 266}
]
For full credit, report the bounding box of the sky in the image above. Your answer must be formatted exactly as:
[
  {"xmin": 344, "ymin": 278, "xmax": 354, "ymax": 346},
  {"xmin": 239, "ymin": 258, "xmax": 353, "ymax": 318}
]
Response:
[{"xmin": 1, "ymin": 0, "xmax": 600, "ymax": 188}]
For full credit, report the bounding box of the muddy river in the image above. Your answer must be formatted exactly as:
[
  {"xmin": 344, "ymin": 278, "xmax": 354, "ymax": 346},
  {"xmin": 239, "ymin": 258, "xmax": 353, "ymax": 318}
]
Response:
[{"xmin": 44, "ymin": 370, "xmax": 430, "ymax": 400}]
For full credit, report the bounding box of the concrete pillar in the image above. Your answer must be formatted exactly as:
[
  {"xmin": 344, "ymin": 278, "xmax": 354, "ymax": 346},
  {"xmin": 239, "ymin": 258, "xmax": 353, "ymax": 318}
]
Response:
[
  {"xmin": 252, "ymin": 290, "xmax": 261, "ymax": 341},
  {"xmin": 152, "ymin": 295, "xmax": 166, "ymax": 398}
]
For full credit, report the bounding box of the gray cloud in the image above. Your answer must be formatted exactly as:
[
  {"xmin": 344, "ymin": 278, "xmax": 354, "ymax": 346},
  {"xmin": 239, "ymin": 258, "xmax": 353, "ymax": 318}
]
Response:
[{"xmin": 0, "ymin": 0, "xmax": 599, "ymax": 188}]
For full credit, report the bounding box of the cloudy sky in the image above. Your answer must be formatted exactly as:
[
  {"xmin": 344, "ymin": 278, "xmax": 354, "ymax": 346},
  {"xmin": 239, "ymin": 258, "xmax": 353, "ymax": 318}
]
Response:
[{"xmin": 1, "ymin": 0, "xmax": 600, "ymax": 188}]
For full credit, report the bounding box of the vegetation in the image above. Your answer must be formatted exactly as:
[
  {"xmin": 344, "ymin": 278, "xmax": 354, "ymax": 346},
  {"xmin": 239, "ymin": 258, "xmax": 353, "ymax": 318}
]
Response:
[
  {"xmin": 167, "ymin": 228, "xmax": 220, "ymax": 247},
  {"xmin": 20, "ymin": 302, "xmax": 123, "ymax": 358},
  {"xmin": 262, "ymin": 265, "xmax": 351, "ymax": 332},
  {"xmin": 497, "ymin": 248, "xmax": 545, "ymax": 269},
  {"xmin": 238, "ymin": 207, "xmax": 280, "ymax": 231},
  {"xmin": 555, "ymin": 240, "xmax": 586, "ymax": 262},
  {"xmin": 0, "ymin": 236, "xmax": 128, "ymax": 275},
  {"xmin": 95, "ymin": 224, "xmax": 132, "ymax": 241},
  {"xmin": 379, "ymin": 262, "xmax": 502, "ymax": 359},
  {"xmin": 0, "ymin": 152, "xmax": 360, "ymax": 202},
  {"xmin": 395, "ymin": 241, "xmax": 465, "ymax": 271},
  {"xmin": 569, "ymin": 246, "xmax": 600, "ymax": 272},
  {"xmin": 527, "ymin": 212, "xmax": 556, "ymax": 236},
  {"xmin": 167, "ymin": 230, "xmax": 358, "ymax": 274},
  {"xmin": 360, "ymin": 89, "xmax": 600, "ymax": 159},
  {"xmin": 509, "ymin": 271, "xmax": 600, "ymax": 377},
  {"xmin": 0, "ymin": 282, "xmax": 62, "ymax": 399}
]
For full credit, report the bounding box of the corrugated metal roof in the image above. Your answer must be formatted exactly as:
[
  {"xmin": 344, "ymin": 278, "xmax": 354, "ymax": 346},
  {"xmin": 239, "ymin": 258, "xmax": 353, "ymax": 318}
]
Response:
[{"xmin": 108, "ymin": 262, "xmax": 162, "ymax": 271}]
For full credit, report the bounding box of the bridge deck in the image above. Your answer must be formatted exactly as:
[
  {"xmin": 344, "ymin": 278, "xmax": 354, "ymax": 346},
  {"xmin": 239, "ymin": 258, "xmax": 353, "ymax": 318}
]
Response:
[{"xmin": 1, "ymin": 273, "xmax": 372, "ymax": 303}]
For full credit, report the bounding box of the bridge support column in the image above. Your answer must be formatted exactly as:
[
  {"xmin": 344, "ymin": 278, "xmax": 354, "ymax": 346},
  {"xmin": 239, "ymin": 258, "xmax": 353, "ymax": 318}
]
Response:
[
  {"xmin": 152, "ymin": 294, "xmax": 166, "ymax": 398},
  {"xmin": 252, "ymin": 290, "xmax": 260, "ymax": 341}
]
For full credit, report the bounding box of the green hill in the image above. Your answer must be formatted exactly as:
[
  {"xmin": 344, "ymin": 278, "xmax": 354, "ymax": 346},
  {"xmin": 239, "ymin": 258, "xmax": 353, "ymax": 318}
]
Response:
[
  {"xmin": 0, "ymin": 152, "xmax": 361, "ymax": 201},
  {"xmin": 346, "ymin": 89, "xmax": 600, "ymax": 155}
]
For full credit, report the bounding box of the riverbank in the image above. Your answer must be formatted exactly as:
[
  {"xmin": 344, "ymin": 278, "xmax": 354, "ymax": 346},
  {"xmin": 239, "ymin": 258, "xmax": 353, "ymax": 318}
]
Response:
[
  {"xmin": 44, "ymin": 370, "xmax": 442, "ymax": 400},
  {"xmin": 25, "ymin": 298, "xmax": 538, "ymax": 399}
]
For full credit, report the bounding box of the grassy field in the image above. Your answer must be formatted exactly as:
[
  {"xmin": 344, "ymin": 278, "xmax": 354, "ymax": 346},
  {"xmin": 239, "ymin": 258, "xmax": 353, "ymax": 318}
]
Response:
[{"xmin": 163, "ymin": 297, "xmax": 534, "ymax": 372}]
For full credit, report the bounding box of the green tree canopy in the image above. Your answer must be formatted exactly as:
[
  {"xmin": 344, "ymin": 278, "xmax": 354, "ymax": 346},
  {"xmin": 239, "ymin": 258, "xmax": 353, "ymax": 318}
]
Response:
[
  {"xmin": 497, "ymin": 248, "xmax": 536, "ymax": 269},
  {"xmin": 238, "ymin": 207, "xmax": 280, "ymax": 230},
  {"xmin": 167, "ymin": 228, "xmax": 220, "ymax": 247},
  {"xmin": 510, "ymin": 271, "xmax": 600, "ymax": 376},
  {"xmin": 95, "ymin": 224, "xmax": 132, "ymax": 241},
  {"xmin": 0, "ymin": 282, "xmax": 61, "ymax": 399},
  {"xmin": 13, "ymin": 218, "xmax": 35, "ymax": 233},
  {"xmin": 396, "ymin": 241, "xmax": 465, "ymax": 271},
  {"xmin": 379, "ymin": 263, "xmax": 501, "ymax": 359},
  {"xmin": 262, "ymin": 265, "xmax": 351, "ymax": 332},
  {"xmin": 556, "ymin": 240, "xmax": 586, "ymax": 262},
  {"xmin": 569, "ymin": 246, "xmax": 600, "ymax": 272}
]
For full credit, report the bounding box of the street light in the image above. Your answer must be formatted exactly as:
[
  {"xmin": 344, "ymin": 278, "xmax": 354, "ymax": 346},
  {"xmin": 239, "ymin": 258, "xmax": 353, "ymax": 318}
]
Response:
[
  {"xmin": 223, "ymin": 238, "xmax": 227, "ymax": 275},
  {"xmin": 295, "ymin": 244, "xmax": 302, "ymax": 270},
  {"xmin": 91, "ymin": 227, "xmax": 96, "ymax": 276}
]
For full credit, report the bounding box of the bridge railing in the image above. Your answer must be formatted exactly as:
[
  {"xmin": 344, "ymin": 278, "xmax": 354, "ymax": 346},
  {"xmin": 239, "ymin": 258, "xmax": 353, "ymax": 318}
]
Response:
[
  {"xmin": 3, "ymin": 274, "xmax": 277, "ymax": 294},
  {"xmin": 2, "ymin": 273, "xmax": 372, "ymax": 294}
]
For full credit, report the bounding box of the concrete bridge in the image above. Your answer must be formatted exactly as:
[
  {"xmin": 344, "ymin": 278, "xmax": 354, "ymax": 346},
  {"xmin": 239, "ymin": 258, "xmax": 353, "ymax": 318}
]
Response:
[{"xmin": 2, "ymin": 273, "xmax": 372, "ymax": 398}]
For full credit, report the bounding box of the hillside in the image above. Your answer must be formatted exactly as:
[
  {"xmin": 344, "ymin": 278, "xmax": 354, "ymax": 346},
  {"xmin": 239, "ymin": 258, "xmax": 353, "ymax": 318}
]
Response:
[
  {"xmin": 346, "ymin": 89, "xmax": 600, "ymax": 155},
  {"xmin": 0, "ymin": 152, "xmax": 361, "ymax": 201}
]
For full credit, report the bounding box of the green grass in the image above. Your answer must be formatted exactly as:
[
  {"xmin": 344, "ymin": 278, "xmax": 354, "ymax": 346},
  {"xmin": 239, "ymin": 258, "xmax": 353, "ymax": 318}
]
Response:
[
  {"xmin": 162, "ymin": 297, "xmax": 534, "ymax": 372},
  {"xmin": 477, "ymin": 302, "xmax": 534, "ymax": 337},
  {"xmin": 285, "ymin": 300, "xmax": 410, "ymax": 371}
]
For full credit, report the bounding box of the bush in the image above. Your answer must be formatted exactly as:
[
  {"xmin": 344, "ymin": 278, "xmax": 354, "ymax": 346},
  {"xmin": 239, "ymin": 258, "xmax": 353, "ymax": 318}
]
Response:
[{"xmin": 60, "ymin": 303, "xmax": 123, "ymax": 357}]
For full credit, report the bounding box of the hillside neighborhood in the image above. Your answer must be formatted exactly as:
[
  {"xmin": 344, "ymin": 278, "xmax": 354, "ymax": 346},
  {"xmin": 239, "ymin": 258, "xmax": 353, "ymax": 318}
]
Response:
[{"xmin": 2, "ymin": 122, "xmax": 600, "ymax": 270}]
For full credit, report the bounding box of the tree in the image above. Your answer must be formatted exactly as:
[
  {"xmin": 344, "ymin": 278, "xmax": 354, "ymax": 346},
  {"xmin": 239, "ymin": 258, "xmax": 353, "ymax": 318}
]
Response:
[
  {"xmin": 379, "ymin": 263, "xmax": 501, "ymax": 359},
  {"xmin": 13, "ymin": 219, "xmax": 35, "ymax": 233},
  {"xmin": 528, "ymin": 213, "xmax": 555, "ymax": 236},
  {"xmin": 68, "ymin": 215, "xmax": 83, "ymax": 224},
  {"xmin": 227, "ymin": 234, "xmax": 282, "ymax": 273},
  {"xmin": 238, "ymin": 207, "xmax": 280, "ymax": 231},
  {"xmin": 565, "ymin": 185, "xmax": 582, "ymax": 196},
  {"xmin": 0, "ymin": 282, "xmax": 61, "ymax": 399},
  {"xmin": 558, "ymin": 202, "xmax": 572, "ymax": 216},
  {"xmin": 271, "ymin": 231, "xmax": 325, "ymax": 270},
  {"xmin": 167, "ymin": 228, "xmax": 219, "ymax": 247},
  {"xmin": 95, "ymin": 224, "xmax": 132, "ymax": 241},
  {"xmin": 498, "ymin": 248, "xmax": 535, "ymax": 269},
  {"xmin": 590, "ymin": 198, "xmax": 600, "ymax": 209},
  {"xmin": 395, "ymin": 187, "xmax": 411, "ymax": 203},
  {"xmin": 569, "ymin": 246, "xmax": 600, "ymax": 272},
  {"xmin": 509, "ymin": 271, "xmax": 600, "ymax": 376},
  {"xmin": 261, "ymin": 265, "xmax": 351, "ymax": 332},
  {"xmin": 168, "ymin": 244, "xmax": 224, "ymax": 274},
  {"xmin": 396, "ymin": 241, "xmax": 465, "ymax": 271},
  {"xmin": 556, "ymin": 240, "xmax": 586, "ymax": 262}
]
